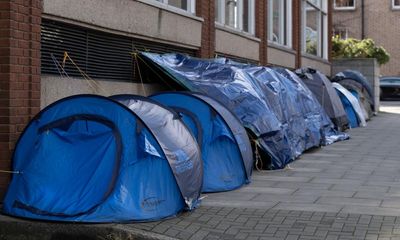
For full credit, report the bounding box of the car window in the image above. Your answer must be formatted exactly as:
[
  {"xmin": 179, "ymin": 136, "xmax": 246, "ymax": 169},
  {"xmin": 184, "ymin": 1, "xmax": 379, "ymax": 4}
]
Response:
[{"xmin": 381, "ymin": 78, "xmax": 400, "ymax": 83}]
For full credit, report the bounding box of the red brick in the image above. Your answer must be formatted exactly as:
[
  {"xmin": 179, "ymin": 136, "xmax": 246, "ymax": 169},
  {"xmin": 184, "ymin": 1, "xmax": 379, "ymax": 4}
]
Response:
[
  {"xmin": 0, "ymin": 133, "xmax": 9, "ymax": 142},
  {"xmin": 0, "ymin": 117, "xmax": 9, "ymax": 124},
  {"xmin": 0, "ymin": 47, "xmax": 11, "ymax": 56},
  {"xmin": 0, "ymin": 2, "xmax": 11, "ymax": 11},
  {"xmin": 0, "ymin": 56, "xmax": 9, "ymax": 64},
  {"xmin": 10, "ymin": 90, "xmax": 29, "ymax": 99},
  {"xmin": 0, "ymin": 151, "xmax": 11, "ymax": 162},
  {"xmin": 17, "ymin": 5, "xmax": 29, "ymax": 15},
  {"xmin": 0, "ymin": 19, "xmax": 10, "ymax": 28}
]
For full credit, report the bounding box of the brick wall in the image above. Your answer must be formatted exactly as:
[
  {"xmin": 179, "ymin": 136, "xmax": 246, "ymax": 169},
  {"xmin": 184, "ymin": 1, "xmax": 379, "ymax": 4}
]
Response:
[
  {"xmin": 292, "ymin": 0, "xmax": 302, "ymax": 68},
  {"xmin": 256, "ymin": 0, "xmax": 267, "ymax": 65},
  {"xmin": 332, "ymin": 0, "xmax": 362, "ymax": 39},
  {"xmin": 197, "ymin": 0, "xmax": 215, "ymax": 58},
  {"xmin": 333, "ymin": 0, "xmax": 400, "ymax": 76},
  {"xmin": 0, "ymin": 0, "xmax": 42, "ymax": 199},
  {"xmin": 364, "ymin": 0, "xmax": 400, "ymax": 76}
]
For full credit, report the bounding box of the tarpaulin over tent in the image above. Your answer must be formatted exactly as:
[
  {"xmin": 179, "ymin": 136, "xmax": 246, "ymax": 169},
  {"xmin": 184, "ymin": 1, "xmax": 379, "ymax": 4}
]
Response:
[
  {"xmin": 151, "ymin": 92, "xmax": 252, "ymax": 192},
  {"xmin": 332, "ymin": 82, "xmax": 367, "ymax": 128},
  {"xmin": 295, "ymin": 68, "xmax": 349, "ymax": 131},
  {"xmin": 139, "ymin": 52, "xmax": 348, "ymax": 169},
  {"xmin": 274, "ymin": 68, "xmax": 350, "ymax": 145},
  {"xmin": 3, "ymin": 95, "xmax": 202, "ymax": 222}
]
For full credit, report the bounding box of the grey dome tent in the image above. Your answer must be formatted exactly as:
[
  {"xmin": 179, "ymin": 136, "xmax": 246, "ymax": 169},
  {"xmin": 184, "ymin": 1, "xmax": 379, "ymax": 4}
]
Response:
[
  {"xmin": 150, "ymin": 92, "xmax": 253, "ymax": 193},
  {"xmin": 4, "ymin": 94, "xmax": 202, "ymax": 222},
  {"xmin": 295, "ymin": 67, "xmax": 349, "ymax": 131}
]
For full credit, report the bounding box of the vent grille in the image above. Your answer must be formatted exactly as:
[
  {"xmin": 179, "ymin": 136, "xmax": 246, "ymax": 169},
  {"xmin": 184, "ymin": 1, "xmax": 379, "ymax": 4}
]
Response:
[{"xmin": 41, "ymin": 19, "xmax": 197, "ymax": 82}]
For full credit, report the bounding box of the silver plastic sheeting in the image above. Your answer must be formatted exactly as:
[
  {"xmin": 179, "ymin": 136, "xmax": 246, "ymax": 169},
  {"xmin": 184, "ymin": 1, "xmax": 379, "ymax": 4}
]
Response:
[{"xmin": 111, "ymin": 94, "xmax": 203, "ymax": 209}]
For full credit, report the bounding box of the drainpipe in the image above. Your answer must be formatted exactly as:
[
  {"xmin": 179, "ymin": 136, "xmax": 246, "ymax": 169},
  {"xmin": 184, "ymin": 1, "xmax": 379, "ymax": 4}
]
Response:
[{"xmin": 361, "ymin": 0, "xmax": 365, "ymax": 39}]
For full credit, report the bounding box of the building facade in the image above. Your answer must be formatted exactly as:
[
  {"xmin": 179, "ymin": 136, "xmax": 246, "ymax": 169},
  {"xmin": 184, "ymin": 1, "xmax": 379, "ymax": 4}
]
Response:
[
  {"xmin": 0, "ymin": 0, "xmax": 333, "ymax": 198},
  {"xmin": 332, "ymin": 0, "xmax": 400, "ymax": 76}
]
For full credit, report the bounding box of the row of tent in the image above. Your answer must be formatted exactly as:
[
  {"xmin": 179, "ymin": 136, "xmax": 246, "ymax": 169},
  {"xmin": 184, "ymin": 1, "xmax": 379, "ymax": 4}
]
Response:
[
  {"xmin": 139, "ymin": 53, "xmax": 375, "ymax": 168},
  {"xmin": 3, "ymin": 52, "xmax": 375, "ymax": 223}
]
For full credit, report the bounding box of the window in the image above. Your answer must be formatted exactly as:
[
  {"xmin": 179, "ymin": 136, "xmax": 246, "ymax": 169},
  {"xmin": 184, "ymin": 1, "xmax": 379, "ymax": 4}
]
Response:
[
  {"xmin": 334, "ymin": 0, "xmax": 355, "ymax": 10},
  {"xmin": 155, "ymin": 0, "xmax": 195, "ymax": 13},
  {"xmin": 303, "ymin": 0, "xmax": 328, "ymax": 58},
  {"xmin": 333, "ymin": 28, "xmax": 349, "ymax": 39},
  {"xmin": 268, "ymin": 0, "xmax": 292, "ymax": 47},
  {"xmin": 215, "ymin": 0, "xmax": 255, "ymax": 35},
  {"xmin": 393, "ymin": 0, "xmax": 400, "ymax": 9}
]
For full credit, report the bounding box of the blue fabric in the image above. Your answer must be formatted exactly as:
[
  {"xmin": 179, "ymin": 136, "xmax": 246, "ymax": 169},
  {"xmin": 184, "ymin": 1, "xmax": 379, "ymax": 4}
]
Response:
[
  {"xmin": 3, "ymin": 95, "xmax": 192, "ymax": 222},
  {"xmin": 335, "ymin": 90, "xmax": 359, "ymax": 128},
  {"xmin": 141, "ymin": 53, "xmax": 348, "ymax": 169},
  {"xmin": 151, "ymin": 93, "xmax": 247, "ymax": 192}
]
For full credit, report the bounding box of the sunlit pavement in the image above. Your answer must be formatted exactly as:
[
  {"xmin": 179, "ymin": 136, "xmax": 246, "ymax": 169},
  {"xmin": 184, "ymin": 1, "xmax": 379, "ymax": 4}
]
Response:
[
  {"xmin": 132, "ymin": 101, "xmax": 400, "ymax": 239},
  {"xmin": 380, "ymin": 101, "xmax": 400, "ymax": 114}
]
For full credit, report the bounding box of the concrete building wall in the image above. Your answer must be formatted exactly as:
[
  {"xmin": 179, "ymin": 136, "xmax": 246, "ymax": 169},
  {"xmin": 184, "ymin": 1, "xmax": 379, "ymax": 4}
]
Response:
[
  {"xmin": 333, "ymin": 0, "xmax": 400, "ymax": 76},
  {"xmin": 268, "ymin": 45, "xmax": 296, "ymax": 69},
  {"xmin": 41, "ymin": 76, "xmax": 165, "ymax": 108},
  {"xmin": 302, "ymin": 56, "xmax": 332, "ymax": 75},
  {"xmin": 332, "ymin": 58, "xmax": 380, "ymax": 112},
  {"xmin": 43, "ymin": 0, "xmax": 203, "ymax": 49},
  {"xmin": 215, "ymin": 27, "xmax": 260, "ymax": 61}
]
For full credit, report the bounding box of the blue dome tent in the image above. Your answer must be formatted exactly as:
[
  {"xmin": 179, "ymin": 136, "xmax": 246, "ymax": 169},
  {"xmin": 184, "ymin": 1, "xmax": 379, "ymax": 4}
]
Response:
[
  {"xmin": 332, "ymin": 82, "xmax": 367, "ymax": 128},
  {"xmin": 3, "ymin": 95, "xmax": 202, "ymax": 222},
  {"xmin": 149, "ymin": 92, "xmax": 253, "ymax": 192}
]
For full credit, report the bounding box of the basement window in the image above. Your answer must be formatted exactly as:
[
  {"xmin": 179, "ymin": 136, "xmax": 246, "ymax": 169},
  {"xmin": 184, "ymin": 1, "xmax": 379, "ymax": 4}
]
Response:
[{"xmin": 41, "ymin": 19, "xmax": 196, "ymax": 82}]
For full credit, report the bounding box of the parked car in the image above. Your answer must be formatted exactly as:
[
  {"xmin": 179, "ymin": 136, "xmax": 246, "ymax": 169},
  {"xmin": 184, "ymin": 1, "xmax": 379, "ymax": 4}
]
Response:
[{"xmin": 380, "ymin": 77, "xmax": 400, "ymax": 100}]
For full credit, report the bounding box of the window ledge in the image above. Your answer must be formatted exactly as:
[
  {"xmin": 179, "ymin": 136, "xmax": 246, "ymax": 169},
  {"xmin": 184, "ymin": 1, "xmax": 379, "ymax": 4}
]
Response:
[
  {"xmin": 302, "ymin": 53, "xmax": 330, "ymax": 64},
  {"xmin": 268, "ymin": 41, "xmax": 296, "ymax": 54},
  {"xmin": 215, "ymin": 23, "xmax": 260, "ymax": 42},
  {"xmin": 392, "ymin": 6, "xmax": 400, "ymax": 10},
  {"xmin": 136, "ymin": 0, "xmax": 204, "ymax": 22},
  {"xmin": 333, "ymin": 7, "xmax": 356, "ymax": 11}
]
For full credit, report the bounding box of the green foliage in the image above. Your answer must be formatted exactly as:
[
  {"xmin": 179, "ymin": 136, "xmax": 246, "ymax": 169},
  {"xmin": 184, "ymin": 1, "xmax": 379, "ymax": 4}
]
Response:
[{"xmin": 332, "ymin": 36, "xmax": 390, "ymax": 65}]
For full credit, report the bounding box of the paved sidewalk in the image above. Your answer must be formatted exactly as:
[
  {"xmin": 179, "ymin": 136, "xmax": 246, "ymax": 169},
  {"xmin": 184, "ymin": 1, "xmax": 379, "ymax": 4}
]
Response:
[{"xmin": 133, "ymin": 101, "xmax": 400, "ymax": 239}]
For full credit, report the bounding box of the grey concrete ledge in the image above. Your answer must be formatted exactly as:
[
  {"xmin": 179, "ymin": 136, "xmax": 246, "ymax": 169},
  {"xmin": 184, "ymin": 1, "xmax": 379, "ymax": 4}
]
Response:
[
  {"xmin": 267, "ymin": 42, "xmax": 296, "ymax": 55},
  {"xmin": 301, "ymin": 53, "xmax": 331, "ymax": 65},
  {"xmin": 136, "ymin": 0, "xmax": 204, "ymax": 22},
  {"xmin": 215, "ymin": 23, "xmax": 261, "ymax": 43},
  {"xmin": 41, "ymin": 14, "xmax": 200, "ymax": 51}
]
